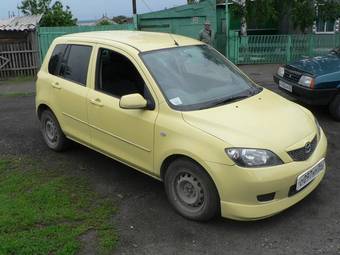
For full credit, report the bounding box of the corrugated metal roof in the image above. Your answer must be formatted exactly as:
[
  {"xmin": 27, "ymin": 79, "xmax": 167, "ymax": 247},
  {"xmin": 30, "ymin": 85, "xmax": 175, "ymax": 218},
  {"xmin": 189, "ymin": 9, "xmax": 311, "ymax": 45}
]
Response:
[{"xmin": 0, "ymin": 15, "xmax": 42, "ymax": 31}]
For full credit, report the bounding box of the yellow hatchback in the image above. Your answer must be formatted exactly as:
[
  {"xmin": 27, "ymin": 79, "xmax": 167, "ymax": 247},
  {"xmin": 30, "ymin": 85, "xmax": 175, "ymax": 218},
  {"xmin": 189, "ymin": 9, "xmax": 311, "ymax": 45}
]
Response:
[{"xmin": 36, "ymin": 31, "xmax": 327, "ymax": 221}]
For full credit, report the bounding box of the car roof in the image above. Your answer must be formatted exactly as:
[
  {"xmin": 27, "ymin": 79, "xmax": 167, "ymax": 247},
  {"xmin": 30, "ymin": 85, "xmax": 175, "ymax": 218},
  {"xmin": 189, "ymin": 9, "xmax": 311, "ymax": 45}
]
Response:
[{"xmin": 61, "ymin": 30, "xmax": 204, "ymax": 52}]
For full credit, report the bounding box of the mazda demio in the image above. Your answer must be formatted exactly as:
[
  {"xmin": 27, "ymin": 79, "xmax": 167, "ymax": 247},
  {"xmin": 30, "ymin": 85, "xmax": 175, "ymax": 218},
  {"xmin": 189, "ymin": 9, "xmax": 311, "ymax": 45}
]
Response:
[{"xmin": 36, "ymin": 31, "xmax": 328, "ymax": 221}]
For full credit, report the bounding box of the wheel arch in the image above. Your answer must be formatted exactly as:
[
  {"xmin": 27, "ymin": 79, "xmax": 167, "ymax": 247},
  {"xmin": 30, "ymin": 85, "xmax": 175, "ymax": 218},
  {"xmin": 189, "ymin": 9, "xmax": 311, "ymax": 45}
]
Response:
[
  {"xmin": 37, "ymin": 103, "xmax": 58, "ymax": 120},
  {"xmin": 160, "ymin": 154, "xmax": 221, "ymax": 199},
  {"xmin": 37, "ymin": 104, "xmax": 51, "ymax": 120}
]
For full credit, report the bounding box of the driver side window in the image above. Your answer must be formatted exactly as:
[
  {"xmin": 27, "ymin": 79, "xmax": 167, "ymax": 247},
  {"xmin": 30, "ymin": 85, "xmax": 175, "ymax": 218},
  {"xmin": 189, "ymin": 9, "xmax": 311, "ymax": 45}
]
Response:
[{"xmin": 95, "ymin": 48, "xmax": 147, "ymax": 98}]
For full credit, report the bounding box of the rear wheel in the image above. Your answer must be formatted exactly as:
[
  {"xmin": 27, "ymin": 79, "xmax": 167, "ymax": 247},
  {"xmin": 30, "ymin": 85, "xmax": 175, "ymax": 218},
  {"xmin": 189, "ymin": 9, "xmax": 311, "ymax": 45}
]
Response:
[
  {"xmin": 40, "ymin": 110, "xmax": 68, "ymax": 151},
  {"xmin": 164, "ymin": 158, "xmax": 220, "ymax": 221},
  {"xmin": 329, "ymin": 94, "xmax": 340, "ymax": 121}
]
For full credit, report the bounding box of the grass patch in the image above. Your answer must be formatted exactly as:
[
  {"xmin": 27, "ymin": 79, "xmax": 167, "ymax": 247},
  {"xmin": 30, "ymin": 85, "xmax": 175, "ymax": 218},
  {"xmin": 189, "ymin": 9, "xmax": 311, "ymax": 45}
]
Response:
[
  {"xmin": 0, "ymin": 76, "xmax": 34, "ymax": 85},
  {"xmin": 0, "ymin": 92, "xmax": 35, "ymax": 98},
  {"xmin": 0, "ymin": 157, "xmax": 118, "ymax": 255}
]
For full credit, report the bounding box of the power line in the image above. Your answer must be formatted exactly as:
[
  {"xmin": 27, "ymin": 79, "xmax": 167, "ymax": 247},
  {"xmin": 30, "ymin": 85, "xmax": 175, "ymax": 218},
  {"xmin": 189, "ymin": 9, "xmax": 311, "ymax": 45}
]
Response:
[{"xmin": 141, "ymin": 0, "xmax": 152, "ymax": 12}]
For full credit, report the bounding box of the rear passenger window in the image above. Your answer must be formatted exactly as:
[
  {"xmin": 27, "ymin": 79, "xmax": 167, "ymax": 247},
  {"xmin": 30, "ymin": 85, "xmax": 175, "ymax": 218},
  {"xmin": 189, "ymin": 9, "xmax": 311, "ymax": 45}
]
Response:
[
  {"xmin": 60, "ymin": 45, "xmax": 92, "ymax": 86},
  {"xmin": 48, "ymin": 44, "xmax": 67, "ymax": 75}
]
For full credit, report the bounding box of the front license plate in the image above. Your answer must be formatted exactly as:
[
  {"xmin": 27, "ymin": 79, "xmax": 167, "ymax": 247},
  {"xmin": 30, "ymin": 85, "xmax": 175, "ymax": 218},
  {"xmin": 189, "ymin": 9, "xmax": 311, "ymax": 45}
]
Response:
[
  {"xmin": 296, "ymin": 159, "xmax": 325, "ymax": 191},
  {"xmin": 279, "ymin": 80, "xmax": 293, "ymax": 93}
]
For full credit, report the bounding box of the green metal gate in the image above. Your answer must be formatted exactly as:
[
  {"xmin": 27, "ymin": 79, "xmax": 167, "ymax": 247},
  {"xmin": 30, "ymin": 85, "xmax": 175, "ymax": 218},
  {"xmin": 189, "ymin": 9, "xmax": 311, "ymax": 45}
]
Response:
[{"xmin": 228, "ymin": 32, "xmax": 340, "ymax": 64}]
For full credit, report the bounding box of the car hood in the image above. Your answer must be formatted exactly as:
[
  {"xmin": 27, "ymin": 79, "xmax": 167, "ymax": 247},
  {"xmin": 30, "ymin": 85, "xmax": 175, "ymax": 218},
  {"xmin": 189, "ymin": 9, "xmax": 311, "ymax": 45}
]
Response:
[
  {"xmin": 289, "ymin": 53, "xmax": 340, "ymax": 76},
  {"xmin": 182, "ymin": 89, "xmax": 316, "ymax": 153}
]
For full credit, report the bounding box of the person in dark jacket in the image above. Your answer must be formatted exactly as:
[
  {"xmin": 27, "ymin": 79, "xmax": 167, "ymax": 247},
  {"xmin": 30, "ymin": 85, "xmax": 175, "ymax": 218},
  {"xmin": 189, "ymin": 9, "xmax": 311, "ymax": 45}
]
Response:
[{"xmin": 199, "ymin": 20, "xmax": 214, "ymax": 45}]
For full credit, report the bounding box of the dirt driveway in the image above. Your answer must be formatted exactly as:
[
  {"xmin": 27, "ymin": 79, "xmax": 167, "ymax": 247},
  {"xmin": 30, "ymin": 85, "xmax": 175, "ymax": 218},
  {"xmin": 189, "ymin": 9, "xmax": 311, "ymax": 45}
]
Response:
[{"xmin": 0, "ymin": 65, "xmax": 339, "ymax": 255}]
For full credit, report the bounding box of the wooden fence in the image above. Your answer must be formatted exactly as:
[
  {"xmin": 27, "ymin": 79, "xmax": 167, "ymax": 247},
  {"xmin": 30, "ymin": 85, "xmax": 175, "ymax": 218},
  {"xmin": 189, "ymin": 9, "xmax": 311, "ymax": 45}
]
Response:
[{"xmin": 0, "ymin": 32, "xmax": 40, "ymax": 80}]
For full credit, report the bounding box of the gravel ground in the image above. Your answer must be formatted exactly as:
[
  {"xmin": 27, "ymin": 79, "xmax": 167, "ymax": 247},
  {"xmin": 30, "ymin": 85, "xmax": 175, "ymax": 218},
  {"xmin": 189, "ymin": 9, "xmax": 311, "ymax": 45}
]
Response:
[{"xmin": 0, "ymin": 65, "xmax": 339, "ymax": 255}]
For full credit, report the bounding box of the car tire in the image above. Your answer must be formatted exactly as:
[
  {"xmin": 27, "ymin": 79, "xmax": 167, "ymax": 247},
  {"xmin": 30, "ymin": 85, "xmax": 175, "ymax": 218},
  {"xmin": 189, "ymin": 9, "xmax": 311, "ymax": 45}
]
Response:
[
  {"xmin": 164, "ymin": 158, "xmax": 220, "ymax": 221},
  {"xmin": 40, "ymin": 110, "xmax": 68, "ymax": 151},
  {"xmin": 329, "ymin": 94, "xmax": 340, "ymax": 121}
]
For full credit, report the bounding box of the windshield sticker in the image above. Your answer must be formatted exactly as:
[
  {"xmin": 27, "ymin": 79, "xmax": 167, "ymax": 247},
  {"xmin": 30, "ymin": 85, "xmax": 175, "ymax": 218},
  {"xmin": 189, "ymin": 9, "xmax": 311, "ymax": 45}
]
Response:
[{"xmin": 170, "ymin": 97, "xmax": 183, "ymax": 105}]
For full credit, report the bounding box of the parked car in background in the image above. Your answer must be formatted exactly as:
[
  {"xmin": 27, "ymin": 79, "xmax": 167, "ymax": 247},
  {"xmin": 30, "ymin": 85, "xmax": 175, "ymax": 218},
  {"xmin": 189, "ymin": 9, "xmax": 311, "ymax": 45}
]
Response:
[
  {"xmin": 36, "ymin": 31, "xmax": 327, "ymax": 221},
  {"xmin": 274, "ymin": 48, "xmax": 340, "ymax": 121}
]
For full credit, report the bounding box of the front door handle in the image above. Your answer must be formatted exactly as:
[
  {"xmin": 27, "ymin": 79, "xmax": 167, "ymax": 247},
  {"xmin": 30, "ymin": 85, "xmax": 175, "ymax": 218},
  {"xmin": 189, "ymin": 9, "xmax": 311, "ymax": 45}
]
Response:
[
  {"xmin": 89, "ymin": 98, "xmax": 104, "ymax": 107},
  {"xmin": 51, "ymin": 82, "xmax": 61, "ymax": 90}
]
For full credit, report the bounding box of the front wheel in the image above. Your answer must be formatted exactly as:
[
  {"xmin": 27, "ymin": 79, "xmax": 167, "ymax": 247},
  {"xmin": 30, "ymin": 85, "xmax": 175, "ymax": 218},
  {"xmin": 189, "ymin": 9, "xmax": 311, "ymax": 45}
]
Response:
[
  {"xmin": 40, "ymin": 110, "xmax": 69, "ymax": 151},
  {"xmin": 164, "ymin": 158, "xmax": 220, "ymax": 221},
  {"xmin": 329, "ymin": 94, "xmax": 340, "ymax": 121}
]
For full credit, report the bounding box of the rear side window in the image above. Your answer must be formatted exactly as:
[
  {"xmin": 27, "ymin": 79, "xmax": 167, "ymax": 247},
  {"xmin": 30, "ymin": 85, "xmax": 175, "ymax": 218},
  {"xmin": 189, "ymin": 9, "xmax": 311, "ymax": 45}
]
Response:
[
  {"xmin": 60, "ymin": 45, "xmax": 92, "ymax": 86},
  {"xmin": 48, "ymin": 44, "xmax": 67, "ymax": 75}
]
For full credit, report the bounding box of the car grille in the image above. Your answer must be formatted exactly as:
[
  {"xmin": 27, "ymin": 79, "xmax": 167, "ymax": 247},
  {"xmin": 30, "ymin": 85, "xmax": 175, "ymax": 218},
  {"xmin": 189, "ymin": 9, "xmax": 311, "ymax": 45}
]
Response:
[
  {"xmin": 283, "ymin": 68, "xmax": 302, "ymax": 83},
  {"xmin": 287, "ymin": 136, "xmax": 317, "ymax": 161}
]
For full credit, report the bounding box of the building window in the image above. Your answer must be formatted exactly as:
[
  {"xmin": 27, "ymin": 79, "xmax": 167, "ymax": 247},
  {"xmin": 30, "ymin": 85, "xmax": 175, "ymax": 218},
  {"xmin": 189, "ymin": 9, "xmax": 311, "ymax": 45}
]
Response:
[{"xmin": 315, "ymin": 20, "xmax": 336, "ymax": 34}]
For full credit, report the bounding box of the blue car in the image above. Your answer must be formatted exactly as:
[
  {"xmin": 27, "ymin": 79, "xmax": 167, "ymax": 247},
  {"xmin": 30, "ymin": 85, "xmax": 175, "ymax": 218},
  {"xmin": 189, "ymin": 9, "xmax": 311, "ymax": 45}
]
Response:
[{"xmin": 274, "ymin": 49, "xmax": 340, "ymax": 121}]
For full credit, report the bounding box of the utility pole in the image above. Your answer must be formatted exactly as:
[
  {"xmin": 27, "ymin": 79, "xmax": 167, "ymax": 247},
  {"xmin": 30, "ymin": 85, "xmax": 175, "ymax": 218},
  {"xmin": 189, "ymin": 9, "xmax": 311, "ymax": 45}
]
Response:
[
  {"xmin": 132, "ymin": 0, "xmax": 137, "ymax": 15},
  {"xmin": 132, "ymin": 0, "xmax": 138, "ymax": 30}
]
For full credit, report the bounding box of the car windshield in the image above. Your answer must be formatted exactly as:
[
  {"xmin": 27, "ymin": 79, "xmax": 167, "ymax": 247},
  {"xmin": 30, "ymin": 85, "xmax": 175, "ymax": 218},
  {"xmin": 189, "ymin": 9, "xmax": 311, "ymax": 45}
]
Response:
[{"xmin": 141, "ymin": 45, "xmax": 261, "ymax": 111}]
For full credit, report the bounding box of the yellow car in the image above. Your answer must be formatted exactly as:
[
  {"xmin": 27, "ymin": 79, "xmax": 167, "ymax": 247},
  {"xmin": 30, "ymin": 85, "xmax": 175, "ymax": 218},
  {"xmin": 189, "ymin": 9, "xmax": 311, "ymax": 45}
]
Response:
[{"xmin": 36, "ymin": 31, "xmax": 328, "ymax": 221}]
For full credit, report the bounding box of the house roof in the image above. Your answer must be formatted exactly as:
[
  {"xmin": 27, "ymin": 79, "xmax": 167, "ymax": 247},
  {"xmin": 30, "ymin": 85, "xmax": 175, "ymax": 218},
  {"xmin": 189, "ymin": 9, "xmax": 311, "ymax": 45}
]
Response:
[
  {"xmin": 95, "ymin": 16, "xmax": 117, "ymax": 25},
  {"xmin": 0, "ymin": 15, "xmax": 42, "ymax": 32}
]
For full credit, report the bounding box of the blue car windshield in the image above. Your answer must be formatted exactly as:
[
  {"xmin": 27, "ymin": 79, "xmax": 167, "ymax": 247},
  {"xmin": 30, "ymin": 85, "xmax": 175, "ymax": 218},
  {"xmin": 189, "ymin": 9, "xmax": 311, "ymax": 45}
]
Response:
[{"xmin": 141, "ymin": 45, "xmax": 261, "ymax": 111}]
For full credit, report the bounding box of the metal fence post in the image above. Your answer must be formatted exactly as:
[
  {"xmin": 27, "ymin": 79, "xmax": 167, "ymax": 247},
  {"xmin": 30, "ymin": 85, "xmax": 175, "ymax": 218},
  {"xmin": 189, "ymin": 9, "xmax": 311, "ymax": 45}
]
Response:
[
  {"xmin": 225, "ymin": 0, "xmax": 229, "ymax": 58},
  {"xmin": 228, "ymin": 31, "xmax": 238, "ymax": 64},
  {"xmin": 286, "ymin": 35, "xmax": 291, "ymax": 63}
]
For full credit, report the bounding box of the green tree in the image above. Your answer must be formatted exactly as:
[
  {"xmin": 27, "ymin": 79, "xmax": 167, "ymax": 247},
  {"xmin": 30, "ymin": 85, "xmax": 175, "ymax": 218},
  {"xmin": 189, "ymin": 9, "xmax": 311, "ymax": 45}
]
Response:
[
  {"xmin": 317, "ymin": 0, "xmax": 340, "ymax": 21},
  {"xmin": 97, "ymin": 20, "xmax": 112, "ymax": 26},
  {"xmin": 18, "ymin": 0, "xmax": 50, "ymax": 15},
  {"xmin": 18, "ymin": 0, "xmax": 77, "ymax": 27},
  {"xmin": 40, "ymin": 1, "xmax": 77, "ymax": 26},
  {"xmin": 231, "ymin": 0, "xmax": 340, "ymax": 33},
  {"xmin": 289, "ymin": 0, "xmax": 315, "ymax": 32}
]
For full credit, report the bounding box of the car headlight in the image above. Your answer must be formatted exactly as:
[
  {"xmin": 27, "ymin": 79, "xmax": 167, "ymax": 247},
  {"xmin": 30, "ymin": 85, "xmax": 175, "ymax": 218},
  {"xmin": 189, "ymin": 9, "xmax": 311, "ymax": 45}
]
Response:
[
  {"xmin": 298, "ymin": 75, "xmax": 315, "ymax": 88},
  {"xmin": 277, "ymin": 66, "xmax": 285, "ymax": 77},
  {"xmin": 225, "ymin": 148, "xmax": 283, "ymax": 168}
]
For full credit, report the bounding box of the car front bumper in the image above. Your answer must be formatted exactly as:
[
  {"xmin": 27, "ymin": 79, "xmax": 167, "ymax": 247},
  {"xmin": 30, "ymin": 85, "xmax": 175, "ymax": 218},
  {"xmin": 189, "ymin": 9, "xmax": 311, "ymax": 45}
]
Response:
[
  {"xmin": 273, "ymin": 75, "xmax": 337, "ymax": 105},
  {"xmin": 205, "ymin": 129, "xmax": 328, "ymax": 221}
]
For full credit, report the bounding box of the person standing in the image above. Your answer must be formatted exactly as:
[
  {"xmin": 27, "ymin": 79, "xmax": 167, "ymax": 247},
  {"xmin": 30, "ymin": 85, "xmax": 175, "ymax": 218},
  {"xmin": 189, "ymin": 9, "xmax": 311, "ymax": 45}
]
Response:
[{"xmin": 199, "ymin": 20, "xmax": 214, "ymax": 45}]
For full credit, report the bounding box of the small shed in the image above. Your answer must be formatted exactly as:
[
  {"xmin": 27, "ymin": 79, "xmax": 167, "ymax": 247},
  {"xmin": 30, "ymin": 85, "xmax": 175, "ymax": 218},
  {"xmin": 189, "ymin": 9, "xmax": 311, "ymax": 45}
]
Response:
[{"xmin": 0, "ymin": 15, "xmax": 42, "ymax": 80}]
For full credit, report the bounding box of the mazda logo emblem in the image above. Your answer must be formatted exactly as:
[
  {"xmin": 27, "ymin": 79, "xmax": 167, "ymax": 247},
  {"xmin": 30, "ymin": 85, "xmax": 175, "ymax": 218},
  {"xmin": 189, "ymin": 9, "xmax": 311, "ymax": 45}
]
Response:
[{"xmin": 305, "ymin": 142, "xmax": 312, "ymax": 154}]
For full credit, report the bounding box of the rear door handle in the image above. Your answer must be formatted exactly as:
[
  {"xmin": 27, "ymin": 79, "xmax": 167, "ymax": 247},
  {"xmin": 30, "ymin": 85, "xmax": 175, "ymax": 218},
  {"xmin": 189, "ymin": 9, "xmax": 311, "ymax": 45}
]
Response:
[
  {"xmin": 51, "ymin": 82, "xmax": 61, "ymax": 90},
  {"xmin": 89, "ymin": 98, "xmax": 104, "ymax": 107}
]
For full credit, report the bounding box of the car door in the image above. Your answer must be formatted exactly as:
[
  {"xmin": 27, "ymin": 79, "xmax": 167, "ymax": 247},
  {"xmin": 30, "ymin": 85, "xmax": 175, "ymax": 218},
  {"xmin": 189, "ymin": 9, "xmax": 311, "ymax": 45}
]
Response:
[
  {"xmin": 87, "ymin": 46, "xmax": 158, "ymax": 173},
  {"xmin": 48, "ymin": 43, "xmax": 93, "ymax": 144}
]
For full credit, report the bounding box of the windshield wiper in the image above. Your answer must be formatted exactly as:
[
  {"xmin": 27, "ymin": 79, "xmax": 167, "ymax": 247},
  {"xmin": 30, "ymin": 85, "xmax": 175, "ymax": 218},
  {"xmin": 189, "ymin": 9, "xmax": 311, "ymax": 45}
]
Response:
[
  {"xmin": 195, "ymin": 88, "xmax": 261, "ymax": 110},
  {"xmin": 211, "ymin": 89, "xmax": 260, "ymax": 107},
  {"xmin": 212, "ymin": 95, "xmax": 251, "ymax": 107}
]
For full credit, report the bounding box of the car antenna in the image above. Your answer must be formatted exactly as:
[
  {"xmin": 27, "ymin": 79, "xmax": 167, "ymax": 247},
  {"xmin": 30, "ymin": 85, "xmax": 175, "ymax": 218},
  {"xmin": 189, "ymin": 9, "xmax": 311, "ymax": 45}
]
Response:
[{"xmin": 169, "ymin": 33, "xmax": 179, "ymax": 46}]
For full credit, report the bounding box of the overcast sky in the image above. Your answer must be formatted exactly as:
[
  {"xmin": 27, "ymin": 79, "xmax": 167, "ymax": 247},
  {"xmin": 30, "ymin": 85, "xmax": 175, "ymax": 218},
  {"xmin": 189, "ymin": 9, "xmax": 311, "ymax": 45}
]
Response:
[{"xmin": 1, "ymin": 0, "xmax": 187, "ymax": 20}]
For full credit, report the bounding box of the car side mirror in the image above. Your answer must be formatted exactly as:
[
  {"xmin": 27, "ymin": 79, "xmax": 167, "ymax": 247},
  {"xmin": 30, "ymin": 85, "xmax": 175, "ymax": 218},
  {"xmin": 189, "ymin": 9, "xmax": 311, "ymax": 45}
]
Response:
[{"xmin": 119, "ymin": 93, "xmax": 148, "ymax": 110}]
